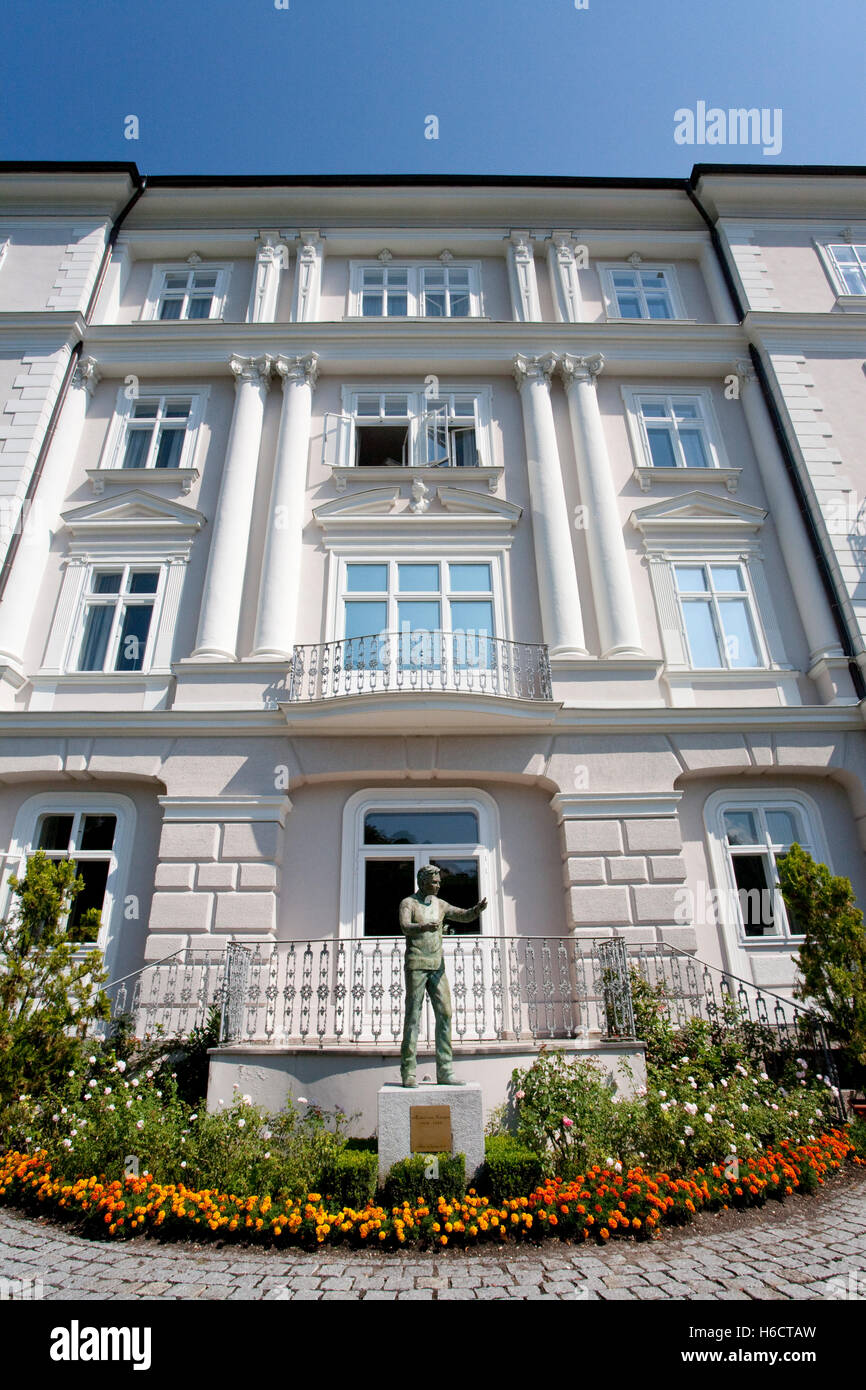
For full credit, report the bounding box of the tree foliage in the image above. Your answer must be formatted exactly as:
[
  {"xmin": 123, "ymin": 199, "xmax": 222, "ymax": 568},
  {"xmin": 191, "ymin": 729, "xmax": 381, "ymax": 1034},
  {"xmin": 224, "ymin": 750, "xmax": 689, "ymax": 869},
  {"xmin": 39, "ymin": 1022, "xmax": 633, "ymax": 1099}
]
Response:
[
  {"xmin": 0, "ymin": 851, "xmax": 109, "ymax": 1100},
  {"xmin": 777, "ymin": 842, "xmax": 866, "ymax": 1079}
]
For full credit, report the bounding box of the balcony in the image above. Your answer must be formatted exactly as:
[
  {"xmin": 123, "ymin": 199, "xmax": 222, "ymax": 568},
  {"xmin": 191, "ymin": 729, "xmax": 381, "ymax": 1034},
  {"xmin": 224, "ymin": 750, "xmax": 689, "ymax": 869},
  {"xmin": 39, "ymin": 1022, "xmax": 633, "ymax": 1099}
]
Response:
[{"xmin": 286, "ymin": 631, "xmax": 552, "ymax": 704}]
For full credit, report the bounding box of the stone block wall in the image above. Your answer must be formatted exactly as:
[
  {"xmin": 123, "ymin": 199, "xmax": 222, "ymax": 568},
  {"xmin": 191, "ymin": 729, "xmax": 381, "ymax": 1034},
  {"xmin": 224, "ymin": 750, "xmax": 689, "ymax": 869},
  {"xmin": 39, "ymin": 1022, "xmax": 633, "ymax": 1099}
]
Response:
[
  {"xmin": 555, "ymin": 793, "xmax": 694, "ymax": 949},
  {"xmin": 146, "ymin": 795, "xmax": 289, "ymax": 951}
]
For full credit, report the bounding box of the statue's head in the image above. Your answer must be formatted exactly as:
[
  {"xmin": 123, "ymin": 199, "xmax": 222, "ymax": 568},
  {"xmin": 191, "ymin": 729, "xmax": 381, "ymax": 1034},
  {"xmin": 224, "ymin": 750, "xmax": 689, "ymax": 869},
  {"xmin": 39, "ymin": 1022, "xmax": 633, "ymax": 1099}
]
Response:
[{"xmin": 417, "ymin": 865, "xmax": 440, "ymax": 893}]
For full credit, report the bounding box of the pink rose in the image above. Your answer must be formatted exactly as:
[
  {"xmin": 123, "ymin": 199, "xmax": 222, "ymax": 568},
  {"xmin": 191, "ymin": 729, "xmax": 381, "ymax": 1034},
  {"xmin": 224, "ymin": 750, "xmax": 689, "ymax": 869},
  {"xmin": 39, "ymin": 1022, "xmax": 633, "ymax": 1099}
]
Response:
[{"xmin": 562, "ymin": 1116, "xmax": 574, "ymax": 1128}]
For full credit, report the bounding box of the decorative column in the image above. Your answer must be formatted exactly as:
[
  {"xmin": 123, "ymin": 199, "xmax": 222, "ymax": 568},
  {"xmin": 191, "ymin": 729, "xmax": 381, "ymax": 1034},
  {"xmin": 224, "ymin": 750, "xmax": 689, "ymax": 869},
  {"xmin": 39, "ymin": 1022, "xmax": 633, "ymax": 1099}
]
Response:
[
  {"xmin": 546, "ymin": 232, "xmax": 584, "ymax": 323},
  {"xmin": 252, "ymin": 352, "xmax": 318, "ymax": 658},
  {"xmin": 560, "ymin": 354, "xmax": 644, "ymax": 657},
  {"xmin": 192, "ymin": 355, "xmax": 272, "ymax": 661},
  {"xmin": 735, "ymin": 359, "xmax": 843, "ymax": 670},
  {"xmin": 513, "ymin": 353, "xmax": 587, "ymax": 658},
  {"xmin": 0, "ymin": 354, "xmax": 99, "ymax": 678},
  {"xmin": 506, "ymin": 232, "xmax": 541, "ymax": 322},
  {"xmin": 290, "ymin": 232, "xmax": 324, "ymax": 322},
  {"xmin": 247, "ymin": 235, "xmax": 286, "ymax": 323}
]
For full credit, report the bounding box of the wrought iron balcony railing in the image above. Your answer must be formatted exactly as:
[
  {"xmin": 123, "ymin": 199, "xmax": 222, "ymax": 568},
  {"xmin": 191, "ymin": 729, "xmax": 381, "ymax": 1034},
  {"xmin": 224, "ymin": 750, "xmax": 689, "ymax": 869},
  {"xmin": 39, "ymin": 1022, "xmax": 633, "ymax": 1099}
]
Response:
[
  {"xmin": 109, "ymin": 935, "xmax": 633, "ymax": 1048},
  {"xmin": 286, "ymin": 631, "xmax": 552, "ymax": 703}
]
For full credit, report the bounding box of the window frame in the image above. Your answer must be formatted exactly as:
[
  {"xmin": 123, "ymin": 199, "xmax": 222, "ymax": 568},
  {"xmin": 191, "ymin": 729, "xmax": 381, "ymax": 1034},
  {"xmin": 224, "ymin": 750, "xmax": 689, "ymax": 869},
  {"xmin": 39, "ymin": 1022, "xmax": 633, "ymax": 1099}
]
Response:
[
  {"xmin": 704, "ymin": 789, "xmax": 830, "ymax": 973},
  {"xmin": 325, "ymin": 385, "xmax": 494, "ymax": 475},
  {"xmin": 339, "ymin": 787, "xmax": 503, "ymax": 942},
  {"xmin": 67, "ymin": 563, "xmax": 166, "ymax": 675},
  {"xmin": 3, "ymin": 791, "xmax": 137, "ymax": 972},
  {"xmin": 672, "ymin": 559, "xmax": 768, "ymax": 672},
  {"xmin": 141, "ymin": 262, "xmax": 231, "ymax": 322},
  {"xmin": 98, "ymin": 387, "xmax": 208, "ymax": 478},
  {"xmin": 333, "ymin": 552, "xmax": 506, "ymax": 651},
  {"xmin": 347, "ymin": 261, "xmax": 482, "ymax": 319},
  {"xmin": 623, "ymin": 387, "xmax": 734, "ymax": 484},
  {"xmin": 598, "ymin": 261, "xmax": 687, "ymax": 321}
]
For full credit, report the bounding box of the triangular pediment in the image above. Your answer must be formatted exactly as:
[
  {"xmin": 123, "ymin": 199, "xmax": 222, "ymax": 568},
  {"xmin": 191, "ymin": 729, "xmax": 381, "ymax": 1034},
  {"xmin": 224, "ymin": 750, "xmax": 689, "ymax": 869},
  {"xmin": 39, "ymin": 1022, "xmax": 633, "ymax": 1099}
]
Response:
[
  {"xmin": 62, "ymin": 490, "xmax": 205, "ymax": 534},
  {"xmin": 630, "ymin": 490, "xmax": 766, "ymax": 535}
]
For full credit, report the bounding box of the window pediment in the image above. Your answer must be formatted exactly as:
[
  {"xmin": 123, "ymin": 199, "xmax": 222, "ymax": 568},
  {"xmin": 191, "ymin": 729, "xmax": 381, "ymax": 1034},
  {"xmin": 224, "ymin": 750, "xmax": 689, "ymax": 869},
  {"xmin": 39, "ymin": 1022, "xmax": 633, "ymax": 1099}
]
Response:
[
  {"xmin": 630, "ymin": 490, "xmax": 766, "ymax": 543},
  {"xmin": 61, "ymin": 490, "xmax": 206, "ymax": 542}
]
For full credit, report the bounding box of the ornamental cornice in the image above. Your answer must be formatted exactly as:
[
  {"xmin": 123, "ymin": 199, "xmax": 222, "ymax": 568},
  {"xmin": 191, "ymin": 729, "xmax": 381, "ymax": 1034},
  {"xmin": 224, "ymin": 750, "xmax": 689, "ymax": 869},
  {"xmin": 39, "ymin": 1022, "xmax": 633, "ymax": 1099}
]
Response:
[{"xmin": 72, "ymin": 355, "xmax": 100, "ymax": 394}]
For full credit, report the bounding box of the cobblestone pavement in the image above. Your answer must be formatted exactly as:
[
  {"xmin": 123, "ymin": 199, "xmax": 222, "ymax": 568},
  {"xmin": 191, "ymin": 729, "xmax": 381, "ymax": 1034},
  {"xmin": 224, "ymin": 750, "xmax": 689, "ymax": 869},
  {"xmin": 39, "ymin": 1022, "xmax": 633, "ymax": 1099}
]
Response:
[{"xmin": 2, "ymin": 1171, "xmax": 865, "ymax": 1301}]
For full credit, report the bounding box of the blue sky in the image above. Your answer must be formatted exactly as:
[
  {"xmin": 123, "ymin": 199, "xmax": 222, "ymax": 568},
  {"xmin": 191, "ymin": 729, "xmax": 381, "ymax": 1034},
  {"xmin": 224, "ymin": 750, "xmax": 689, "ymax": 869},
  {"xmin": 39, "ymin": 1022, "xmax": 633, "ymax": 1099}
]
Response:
[{"xmin": 2, "ymin": 0, "xmax": 864, "ymax": 176}]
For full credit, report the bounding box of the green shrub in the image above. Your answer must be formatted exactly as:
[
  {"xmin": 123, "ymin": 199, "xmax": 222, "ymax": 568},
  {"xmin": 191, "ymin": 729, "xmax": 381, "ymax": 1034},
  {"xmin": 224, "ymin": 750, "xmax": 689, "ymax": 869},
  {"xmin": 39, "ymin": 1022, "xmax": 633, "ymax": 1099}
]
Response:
[
  {"xmin": 0, "ymin": 853, "xmax": 109, "ymax": 1106},
  {"xmin": 510, "ymin": 1048, "xmax": 625, "ymax": 1176},
  {"xmin": 383, "ymin": 1152, "xmax": 466, "ymax": 1206},
  {"xmin": 777, "ymin": 843, "xmax": 866, "ymax": 1085},
  {"xmin": 479, "ymin": 1135, "xmax": 544, "ymax": 1200},
  {"xmin": 849, "ymin": 1117, "xmax": 866, "ymax": 1161},
  {"xmin": 322, "ymin": 1147, "xmax": 378, "ymax": 1208}
]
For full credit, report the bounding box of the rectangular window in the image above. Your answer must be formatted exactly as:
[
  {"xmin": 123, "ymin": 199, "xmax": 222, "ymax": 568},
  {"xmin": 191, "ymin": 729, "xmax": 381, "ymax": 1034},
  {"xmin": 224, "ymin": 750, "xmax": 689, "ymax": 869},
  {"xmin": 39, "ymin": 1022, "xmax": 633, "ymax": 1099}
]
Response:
[
  {"xmin": 636, "ymin": 395, "xmax": 713, "ymax": 469},
  {"xmin": 601, "ymin": 264, "xmax": 683, "ymax": 320},
  {"xmin": 350, "ymin": 263, "xmax": 481, "ymax": 318},
  {"xmin": 341, "ymin": 559, "xmax": 495, "ymax": 671},
  {"xmin": 674, "ymin": 563, "xmax": 764, "ymax": 669},
  {"xmin": 325, "ymin": 390, "xmax": 485, "ymax": 472},
  {"xmin": 825, "ymin": 243, "xmax": 866, "ymax": 296},
  {"xmin": 147, "ymin": 264, "xmax": 229, "ymax": 321},
  {"xmin": 721, "ymin": 803, "xmax": 811, "ymax": 939},
  {"xmin": 120, "ymin": 396, "xmax": 195, "ymax": 471},
  {"xmin": 33, "ymin": 810, "xmax": 118, "ymax": 942},
  {"xmin": 75, "ymin": 567, "xmax": 161, "ymax": 673}
]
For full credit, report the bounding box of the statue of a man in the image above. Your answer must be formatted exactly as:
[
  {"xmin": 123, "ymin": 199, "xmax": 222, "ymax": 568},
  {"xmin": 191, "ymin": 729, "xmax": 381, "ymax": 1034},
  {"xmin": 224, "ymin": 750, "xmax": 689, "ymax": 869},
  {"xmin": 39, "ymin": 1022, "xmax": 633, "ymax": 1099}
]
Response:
[{"xmin": 398, "ymin": 864, "xmax": 487, "ymax": 1087}]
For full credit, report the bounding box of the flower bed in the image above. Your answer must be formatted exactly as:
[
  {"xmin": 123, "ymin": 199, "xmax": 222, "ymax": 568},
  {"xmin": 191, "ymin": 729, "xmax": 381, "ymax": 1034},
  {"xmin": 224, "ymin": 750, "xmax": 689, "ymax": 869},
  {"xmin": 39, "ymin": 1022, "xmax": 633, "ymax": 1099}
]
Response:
[{"xmin": 1, "ymin": 1131, "xmax": 860, "ymax": 1251}]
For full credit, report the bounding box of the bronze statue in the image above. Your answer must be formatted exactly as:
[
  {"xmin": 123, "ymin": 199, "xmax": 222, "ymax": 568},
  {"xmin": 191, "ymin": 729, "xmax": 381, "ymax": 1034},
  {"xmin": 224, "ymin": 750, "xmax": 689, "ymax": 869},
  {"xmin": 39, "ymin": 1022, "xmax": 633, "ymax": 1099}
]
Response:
[{"xmin": 398, "ymin": 864, "xmax": 487, "ymax": 1086}]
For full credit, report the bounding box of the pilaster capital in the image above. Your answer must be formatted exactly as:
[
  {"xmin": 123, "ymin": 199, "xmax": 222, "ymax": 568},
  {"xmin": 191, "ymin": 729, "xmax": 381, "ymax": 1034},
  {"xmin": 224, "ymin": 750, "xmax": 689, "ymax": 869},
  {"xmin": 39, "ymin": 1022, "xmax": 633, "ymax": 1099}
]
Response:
[
  {"xmin": 275, "ymin": 352, "xmax": 319, "ymax": 389},
  {"xmin": 72, "ymin": 356, "xmax": 100, "ymax": 395},
  {"xmin": 298, "ymin": 231, "xmax": 324, "ymax": 261},
  {"xmin": 549, "ymin": 231, "xmax": 580, "ymax": 264},
  {"xmin": 229, "ymin": 354, "xmax": 273, "ymax": 388},
  {"xmin": 254, "ymin": 237, "xmax": 285, "ymax": 266},
  {"xmin": 512, "ymin": 352, "xmax": 557, "ymax": 390},
  {"xmin": 560, "ymin": 352, "xmax": 604, "ymax": 387},
  {"xmin": 507, "ymin": 230, "xmax": 534, "ymax": 260}
]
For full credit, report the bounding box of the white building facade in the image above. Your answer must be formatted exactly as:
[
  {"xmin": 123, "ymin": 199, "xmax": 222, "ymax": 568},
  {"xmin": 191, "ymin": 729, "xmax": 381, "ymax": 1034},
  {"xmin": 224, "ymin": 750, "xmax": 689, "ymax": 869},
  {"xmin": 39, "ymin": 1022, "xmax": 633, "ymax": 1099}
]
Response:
[{"xmin": 0, "ymin": 164, "xmax": 864, "ymax": 1121}]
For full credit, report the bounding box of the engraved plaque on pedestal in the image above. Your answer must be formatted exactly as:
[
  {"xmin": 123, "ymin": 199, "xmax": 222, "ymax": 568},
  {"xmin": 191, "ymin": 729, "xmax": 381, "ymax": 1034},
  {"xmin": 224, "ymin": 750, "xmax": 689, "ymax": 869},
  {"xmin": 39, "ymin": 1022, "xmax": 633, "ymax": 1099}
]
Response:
[{"xmin": 410, "ymin": 1105, "xmax": 452, "ymax": 1154}]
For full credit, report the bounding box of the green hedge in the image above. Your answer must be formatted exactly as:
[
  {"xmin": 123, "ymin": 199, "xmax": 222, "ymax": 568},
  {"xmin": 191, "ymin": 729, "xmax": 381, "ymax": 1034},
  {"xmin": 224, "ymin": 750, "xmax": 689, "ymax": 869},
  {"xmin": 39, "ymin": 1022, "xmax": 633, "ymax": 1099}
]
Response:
[
  {"xmin": 383, "ymin": 1152, "xmax": 466, "ymax": 1206},
  {"xmin": 322, "ymin": 1148, "xmax": 378, "ymax": 1208},
  {"xmin": 479, "ymin": 1135, "xmax": 545, "ymax": 1201}
]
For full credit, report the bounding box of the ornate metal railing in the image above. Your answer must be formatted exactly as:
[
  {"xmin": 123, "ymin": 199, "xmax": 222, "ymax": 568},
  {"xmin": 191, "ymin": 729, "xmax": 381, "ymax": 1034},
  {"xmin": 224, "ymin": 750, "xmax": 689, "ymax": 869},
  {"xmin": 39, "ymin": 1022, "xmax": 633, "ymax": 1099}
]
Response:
[
  {"xmin": 631, "ymin": 942, "xmax": 845, "ymax": 1120},
  {"xmin": 287, "ymin": 632, "xmax": 553, "ymax": 703},
  {"xmin": 116, "ymin": 935, "xmax": 633, "ymax": 1047}
]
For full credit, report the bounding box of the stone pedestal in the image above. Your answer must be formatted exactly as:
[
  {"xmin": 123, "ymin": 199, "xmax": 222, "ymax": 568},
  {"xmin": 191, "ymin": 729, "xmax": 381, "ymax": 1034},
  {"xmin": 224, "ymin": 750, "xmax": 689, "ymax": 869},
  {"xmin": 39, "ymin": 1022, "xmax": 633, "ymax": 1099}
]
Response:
[{"xmin": 377, "ymin": 1081, "xmax": 484, "ymax": 1185}]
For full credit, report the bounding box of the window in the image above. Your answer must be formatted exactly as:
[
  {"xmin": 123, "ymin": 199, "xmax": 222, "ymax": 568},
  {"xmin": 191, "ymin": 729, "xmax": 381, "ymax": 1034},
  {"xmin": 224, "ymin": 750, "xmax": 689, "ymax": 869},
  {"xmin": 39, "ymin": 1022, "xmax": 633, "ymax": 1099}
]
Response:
[
  {"xmin": 5, "ymin": 793, "xmax": 136, "ymax": 968},
  {"xmin": 707, "ymin": 793, "xmax": 823, "ymax": 943},
  {"xmin": 634, "ymin": 395, "xmax": 713, "ymax": 470},
  {"xmin": 340, "ymin": 788, "xmax": 501, "ymax": 943},
  {"xmin": 600, "ymin": 263, "xmax": 685, "ymax": 320},
  {"xmin": 324, "ymin": 388, "xmax": 490, "ymax": 472},
  {"xmin": 823, "ymin": 243, "xmax": 866, "ymax": 296},
  {"xmin": 349, "ymin": 262, "xmax": 481, "ymax": 318},
  {"xmin": 101, "ymin": 390, "xmax": 205, "ymax": 475},
  {"xmin": 31, "ymin": 811, "xmax": 118, "ymax": 942},
  {"xmin": 674, "ymin": 563, "xmax": 765, "ymax": 669},
  {"xmin": 342, "ymin": 559, "xmax": 495, "ymax": 670},
  {"xmin": 121, "ymin": 397, "xmax": 194, "ymax": 471},
  {"xmin": 73, "ymin": 566, "xmax": 162, "ymax": 673},
  {"xmin": 143, "ymin": 264, "xmax": 230, "ymax": 321},
  {"xmin": 360, "ymin": 807, "xmax": 484, "ymax": 937}
]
